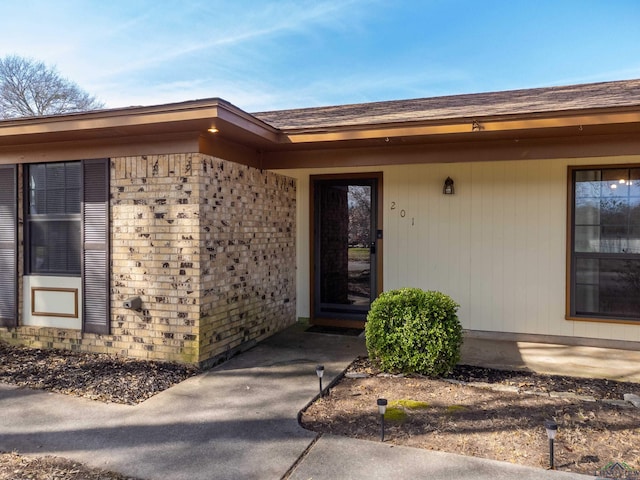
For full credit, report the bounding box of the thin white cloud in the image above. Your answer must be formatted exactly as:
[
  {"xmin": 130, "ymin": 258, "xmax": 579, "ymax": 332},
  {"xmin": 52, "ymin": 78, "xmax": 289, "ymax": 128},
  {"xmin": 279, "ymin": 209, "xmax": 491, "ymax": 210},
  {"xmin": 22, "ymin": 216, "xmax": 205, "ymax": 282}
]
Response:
[
  {"xmin": 57, "ymin": 0, "xmax": 373, "ymax": 109},
  {"xmin": 86, "ymin": 0, "xmax": 367, "ymax": 80},
  {"xmin": 0, "ymin": 0, "xmax": 375, "ymax": 109},
  {"xmin": 94, "ymin": 73, "xmax": 281, "ymax": 112}
]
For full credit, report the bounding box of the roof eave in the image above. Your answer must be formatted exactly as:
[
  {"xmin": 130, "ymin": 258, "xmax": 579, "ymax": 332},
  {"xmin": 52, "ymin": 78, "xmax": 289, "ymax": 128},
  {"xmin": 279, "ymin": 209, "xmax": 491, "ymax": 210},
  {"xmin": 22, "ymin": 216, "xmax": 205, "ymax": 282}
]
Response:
[
  {"xmin": 0, "ymin": 98, "xmax": 282, "ymax": 149},
  {"xmin": 277, "ymin": 106, "xmax": 640, "ymax": 145}
]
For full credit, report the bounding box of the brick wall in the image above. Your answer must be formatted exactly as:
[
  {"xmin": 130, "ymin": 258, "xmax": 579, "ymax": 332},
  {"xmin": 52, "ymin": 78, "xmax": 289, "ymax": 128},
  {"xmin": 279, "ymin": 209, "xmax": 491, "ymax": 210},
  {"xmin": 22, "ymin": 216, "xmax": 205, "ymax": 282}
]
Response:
[
  {"xmin": 109, "ymin": 154, "xmax": 203, "ymax": 362},
  {"xmin": 198, "ymin": 157, "xmax": 296, "ymax": 366},
  {"xmin": 1, "ymin": 153, "xmax": 297, "ymax": 366}
]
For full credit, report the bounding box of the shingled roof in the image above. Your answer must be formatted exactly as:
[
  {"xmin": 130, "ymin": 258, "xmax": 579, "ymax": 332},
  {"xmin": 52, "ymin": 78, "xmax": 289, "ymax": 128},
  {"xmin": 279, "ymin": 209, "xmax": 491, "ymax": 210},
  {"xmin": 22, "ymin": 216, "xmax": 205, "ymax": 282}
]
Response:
[{"xmin": 253, "ymin": 79, "xmax": 640, "ymax": 131}]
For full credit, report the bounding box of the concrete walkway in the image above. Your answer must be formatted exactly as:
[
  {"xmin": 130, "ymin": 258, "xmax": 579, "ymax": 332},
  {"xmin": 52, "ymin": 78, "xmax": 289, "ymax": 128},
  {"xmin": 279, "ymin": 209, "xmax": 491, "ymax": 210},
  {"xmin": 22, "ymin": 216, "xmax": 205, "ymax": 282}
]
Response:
[
  {"xmin": 0, "ymin": 323, "xmax": 593, "ymax": 480},
  {"xmin": 289, "ymin": 435, "xmax": 592, "ymax": 480}
]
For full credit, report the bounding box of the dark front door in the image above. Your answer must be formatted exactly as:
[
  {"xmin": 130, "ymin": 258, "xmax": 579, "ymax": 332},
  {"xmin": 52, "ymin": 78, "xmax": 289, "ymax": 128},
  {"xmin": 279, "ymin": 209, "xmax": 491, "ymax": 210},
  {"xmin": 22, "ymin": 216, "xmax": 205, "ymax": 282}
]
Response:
[{"xmin": 312, "ymin": 175, "xmax": 381, "ymax": 325}]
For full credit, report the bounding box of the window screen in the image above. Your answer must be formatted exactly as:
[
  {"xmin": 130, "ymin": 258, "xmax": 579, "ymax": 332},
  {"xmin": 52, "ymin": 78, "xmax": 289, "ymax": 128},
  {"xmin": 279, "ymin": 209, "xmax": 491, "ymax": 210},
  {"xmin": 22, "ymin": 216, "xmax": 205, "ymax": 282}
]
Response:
[
  {"xmin": 570, "ymin": 167, "xmax": 640, "ymax": 320},
  {"xmin": 26, "ymin": 162, "xmax": 82, "ymax": 275}
]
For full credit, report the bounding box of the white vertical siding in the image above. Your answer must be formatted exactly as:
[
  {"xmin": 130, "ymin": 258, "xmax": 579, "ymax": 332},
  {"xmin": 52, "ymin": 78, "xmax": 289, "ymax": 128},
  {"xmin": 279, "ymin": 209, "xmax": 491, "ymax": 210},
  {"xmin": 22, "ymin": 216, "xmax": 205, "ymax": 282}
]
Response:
[
  {"xmin": 278, "ymin": 155, "xmax": 640, "ymax": 343},
  {"xmin": 294, "ymin": 178, "xmax": 311, "ymax": 319}
]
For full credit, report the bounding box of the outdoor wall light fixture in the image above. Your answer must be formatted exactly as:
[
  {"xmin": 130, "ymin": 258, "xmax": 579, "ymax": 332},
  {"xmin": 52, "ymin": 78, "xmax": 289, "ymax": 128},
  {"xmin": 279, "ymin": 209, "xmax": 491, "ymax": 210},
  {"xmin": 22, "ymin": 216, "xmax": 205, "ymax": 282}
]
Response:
[
  {"xmin": 544, "ymin": 419, "xmax": 558, "ymax": 469},
  {"xmin": 207, "ymin": 127, "xmax": 219, "ymax": 134},
  {"xmin": 377, "ymin": 398, "xmax": 388, "ymax": 442},
  {"xmin": 443, "ymin": 177, "xmax": 455, "ymax": 195},
  {"xmin": 316, "ymin": 365, "xmax": 324, "ymax": 398}
]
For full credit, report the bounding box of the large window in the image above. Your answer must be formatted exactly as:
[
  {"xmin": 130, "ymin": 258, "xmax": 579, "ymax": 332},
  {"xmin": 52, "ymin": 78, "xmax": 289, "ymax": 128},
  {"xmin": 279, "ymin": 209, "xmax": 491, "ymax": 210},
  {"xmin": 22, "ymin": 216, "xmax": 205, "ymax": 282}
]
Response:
[
  {"xmin": 26, "ymin": 162, "xmax": 82, "ymax": 275},
  {"xmin": 569, "ymin": 166, "xmax": 640, "ymax": 321}
]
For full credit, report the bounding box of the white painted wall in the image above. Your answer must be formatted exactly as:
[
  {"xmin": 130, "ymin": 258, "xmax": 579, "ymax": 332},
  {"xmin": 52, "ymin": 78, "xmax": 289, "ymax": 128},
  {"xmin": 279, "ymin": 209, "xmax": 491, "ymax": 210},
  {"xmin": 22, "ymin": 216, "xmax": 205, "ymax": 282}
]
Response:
[
  {"xmin": 23, "ymin": 276, "xmax": 82, "ymax": 329},
  {"xmin": 277, "ymin": 154, "xmax": 640, "ymax": 343}
]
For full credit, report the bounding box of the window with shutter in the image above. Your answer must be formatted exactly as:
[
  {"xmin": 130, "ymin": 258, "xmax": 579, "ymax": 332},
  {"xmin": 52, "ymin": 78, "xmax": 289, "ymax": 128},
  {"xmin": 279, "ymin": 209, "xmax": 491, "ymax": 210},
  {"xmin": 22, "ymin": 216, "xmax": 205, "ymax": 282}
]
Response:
[
  {"xmin": 24, "ymin": 159, "xmax": 110, "ymax": 334},
  {"xmin": 0, "ymin": 164, "xmax": 17, "ymax": 327},
  {"xmin": 82, "ymin": 159, "xmax": 110, "ymax": 334}
]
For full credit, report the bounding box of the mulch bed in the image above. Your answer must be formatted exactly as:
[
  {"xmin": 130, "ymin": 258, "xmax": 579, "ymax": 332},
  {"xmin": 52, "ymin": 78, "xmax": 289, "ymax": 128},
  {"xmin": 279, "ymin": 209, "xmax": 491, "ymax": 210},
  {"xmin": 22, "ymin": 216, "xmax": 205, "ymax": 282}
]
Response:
[
  {"xmin": 0, "ymin": 342, "xmax": 199, "ymax": 404},
  {"xmin": 0, "ymin": 452, "xmax": 142, "ymax": 480},
  {"xmin": 300, "ymin": 357, "xmax": 640, "ymax": 476}
]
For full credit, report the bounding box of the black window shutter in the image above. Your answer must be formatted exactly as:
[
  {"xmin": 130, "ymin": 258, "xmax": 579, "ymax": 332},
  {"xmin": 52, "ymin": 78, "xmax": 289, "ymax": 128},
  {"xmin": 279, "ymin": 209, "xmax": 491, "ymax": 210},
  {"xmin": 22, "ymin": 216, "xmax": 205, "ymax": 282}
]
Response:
[
  {"xmin": 0, "ymin": 164, "xmax": 17, "ymax": 327},
  {"xmin": 82, "ymin": 159, "xmax": 110, "ymax": 334}
]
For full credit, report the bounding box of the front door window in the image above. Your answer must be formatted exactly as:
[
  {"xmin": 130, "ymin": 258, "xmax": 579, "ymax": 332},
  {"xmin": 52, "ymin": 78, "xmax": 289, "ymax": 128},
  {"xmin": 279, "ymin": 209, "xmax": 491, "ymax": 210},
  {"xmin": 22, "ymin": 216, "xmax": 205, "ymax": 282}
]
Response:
[{"xmin": 313, "ymin": 177, "xmax": 379, "ymax": 320}]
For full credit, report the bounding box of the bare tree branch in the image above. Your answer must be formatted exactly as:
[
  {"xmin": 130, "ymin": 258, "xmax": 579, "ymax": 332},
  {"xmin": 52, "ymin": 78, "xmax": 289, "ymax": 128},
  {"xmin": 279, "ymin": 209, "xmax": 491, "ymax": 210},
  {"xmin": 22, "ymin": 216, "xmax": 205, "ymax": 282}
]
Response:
[
  {"xmin": 0, "ymin": 55, "xmax": 104, "ymax": 119},
  {"xmin": 348, "ymin": 185, "xmax": 371, "ymax": 246}
]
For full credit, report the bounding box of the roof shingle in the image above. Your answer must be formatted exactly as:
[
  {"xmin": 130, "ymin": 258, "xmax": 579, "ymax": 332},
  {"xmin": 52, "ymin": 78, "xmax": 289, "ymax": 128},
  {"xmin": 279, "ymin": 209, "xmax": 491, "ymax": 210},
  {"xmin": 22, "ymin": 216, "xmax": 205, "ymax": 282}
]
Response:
[{"xmin": 253, "ymin": 79, "xmax": 640, "ymax": 131}]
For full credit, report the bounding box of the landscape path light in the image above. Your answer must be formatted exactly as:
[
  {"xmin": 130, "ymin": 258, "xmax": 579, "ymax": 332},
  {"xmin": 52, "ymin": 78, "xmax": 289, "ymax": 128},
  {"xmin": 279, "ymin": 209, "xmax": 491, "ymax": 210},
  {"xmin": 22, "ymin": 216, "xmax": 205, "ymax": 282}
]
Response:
[
  {"xmin": 544, "ymin": 419, "xmax": 558, "ymax": 469},
  {"xmin": 377, "ymin": 398, "xmax": 388, "ymax": 442},
  {"xmin": 315, "ymin": 365, "xmax": 324, "ymax": 398}
]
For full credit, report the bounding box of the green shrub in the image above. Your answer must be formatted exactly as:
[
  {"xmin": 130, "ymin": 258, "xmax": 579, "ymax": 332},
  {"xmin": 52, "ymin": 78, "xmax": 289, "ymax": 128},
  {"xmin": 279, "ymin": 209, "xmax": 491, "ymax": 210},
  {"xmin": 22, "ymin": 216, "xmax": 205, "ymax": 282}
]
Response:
[{"xmin": 365, "ymin": 288, "xmax": 462, "ymax": 376}]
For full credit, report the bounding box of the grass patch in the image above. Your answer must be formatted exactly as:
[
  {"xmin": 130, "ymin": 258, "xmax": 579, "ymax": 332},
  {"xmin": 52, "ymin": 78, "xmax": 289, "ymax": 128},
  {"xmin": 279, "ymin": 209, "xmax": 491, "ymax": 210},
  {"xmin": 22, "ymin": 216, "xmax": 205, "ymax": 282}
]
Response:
[
  {"xmin": 446, "ymin": 404, "xmax": 468, "ymax": 414},
  {"xmin": 383, "ymin": 399, "xmax": 429, "ymax": 423},
  {"xmin": 348, "ymin": 247, "xmax": 370, "ymax": 262},
  {"xmin": 384, "ymin": 407, "xmax": 408, "ymax": 423},
  {"xmin": 390, "ymin": 399, "xmax": 430, "ymax": 410}
]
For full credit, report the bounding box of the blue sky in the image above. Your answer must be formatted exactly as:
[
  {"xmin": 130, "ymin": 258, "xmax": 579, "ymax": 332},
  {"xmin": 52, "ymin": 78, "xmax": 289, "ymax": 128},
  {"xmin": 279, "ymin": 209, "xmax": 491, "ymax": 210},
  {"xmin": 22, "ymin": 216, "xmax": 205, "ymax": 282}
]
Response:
[{"xmin": 1, "ymin": 0, "xmax": 640, "ymax": 112}]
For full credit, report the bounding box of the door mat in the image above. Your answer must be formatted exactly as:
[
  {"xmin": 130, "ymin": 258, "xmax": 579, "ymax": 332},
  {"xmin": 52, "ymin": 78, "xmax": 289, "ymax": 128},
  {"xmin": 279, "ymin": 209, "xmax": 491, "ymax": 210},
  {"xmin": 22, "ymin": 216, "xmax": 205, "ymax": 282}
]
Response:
[{"xmin": 305, "ymin": 325, "xmax": 364, "ymax": 336}]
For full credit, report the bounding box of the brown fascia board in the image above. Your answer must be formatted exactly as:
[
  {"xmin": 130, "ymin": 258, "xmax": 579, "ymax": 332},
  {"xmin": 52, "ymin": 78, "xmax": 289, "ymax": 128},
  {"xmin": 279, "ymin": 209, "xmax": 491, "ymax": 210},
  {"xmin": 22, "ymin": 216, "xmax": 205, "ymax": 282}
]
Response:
[
  {"xmin": 272, "ymin": 105, "xmax": 640, "ymax": 147},
  {"xmin": 256, "ymin": 78, "xmax": 640, "ymax": 146},
  {"xmin": 0, "ymin": 98, "xmax": 281, "ymax": 149},
  {"xmin": 2, "ymin": 85, "xmax": 640, "ymax": 155}
]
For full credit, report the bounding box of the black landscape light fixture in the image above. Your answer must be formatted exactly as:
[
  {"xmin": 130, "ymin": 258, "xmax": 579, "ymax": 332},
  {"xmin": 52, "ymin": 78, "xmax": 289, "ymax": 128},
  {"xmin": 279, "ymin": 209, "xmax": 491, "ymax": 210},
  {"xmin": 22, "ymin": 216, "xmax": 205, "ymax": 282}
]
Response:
[
  {"xmin": 377, "ymin": 398, "xmax": 388, "ymax": 442},
  {"xmin": 443, "ymin": 177, "xmax": 455, "ymax": 195},
  {"xmin": 544, "ymin": 419, "xmax": 558, "ymax": 469},
  {"xmin": 316, "ymin": 365, "xmax": 324, "ymax": 397}
]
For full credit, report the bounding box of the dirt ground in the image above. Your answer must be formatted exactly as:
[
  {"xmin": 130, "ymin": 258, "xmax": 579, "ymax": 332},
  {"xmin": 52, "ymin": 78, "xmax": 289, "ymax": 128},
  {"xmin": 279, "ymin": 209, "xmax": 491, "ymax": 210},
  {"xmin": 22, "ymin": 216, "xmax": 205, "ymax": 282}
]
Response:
[{"xmin": 301, "ymin": 358, "xmax": 640, "ymax": 476}]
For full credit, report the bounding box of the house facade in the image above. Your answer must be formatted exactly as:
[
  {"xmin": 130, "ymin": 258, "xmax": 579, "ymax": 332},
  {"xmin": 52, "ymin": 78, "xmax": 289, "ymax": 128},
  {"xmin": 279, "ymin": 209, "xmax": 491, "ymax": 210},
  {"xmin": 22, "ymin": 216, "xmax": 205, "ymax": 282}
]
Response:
[
  {"xmin": 0, "ymin": 102, "xmax": 298, "ymax": 366},
  {"xmin": 2, "ymin": 80, "xmax": 640, "ymax": 374}
]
